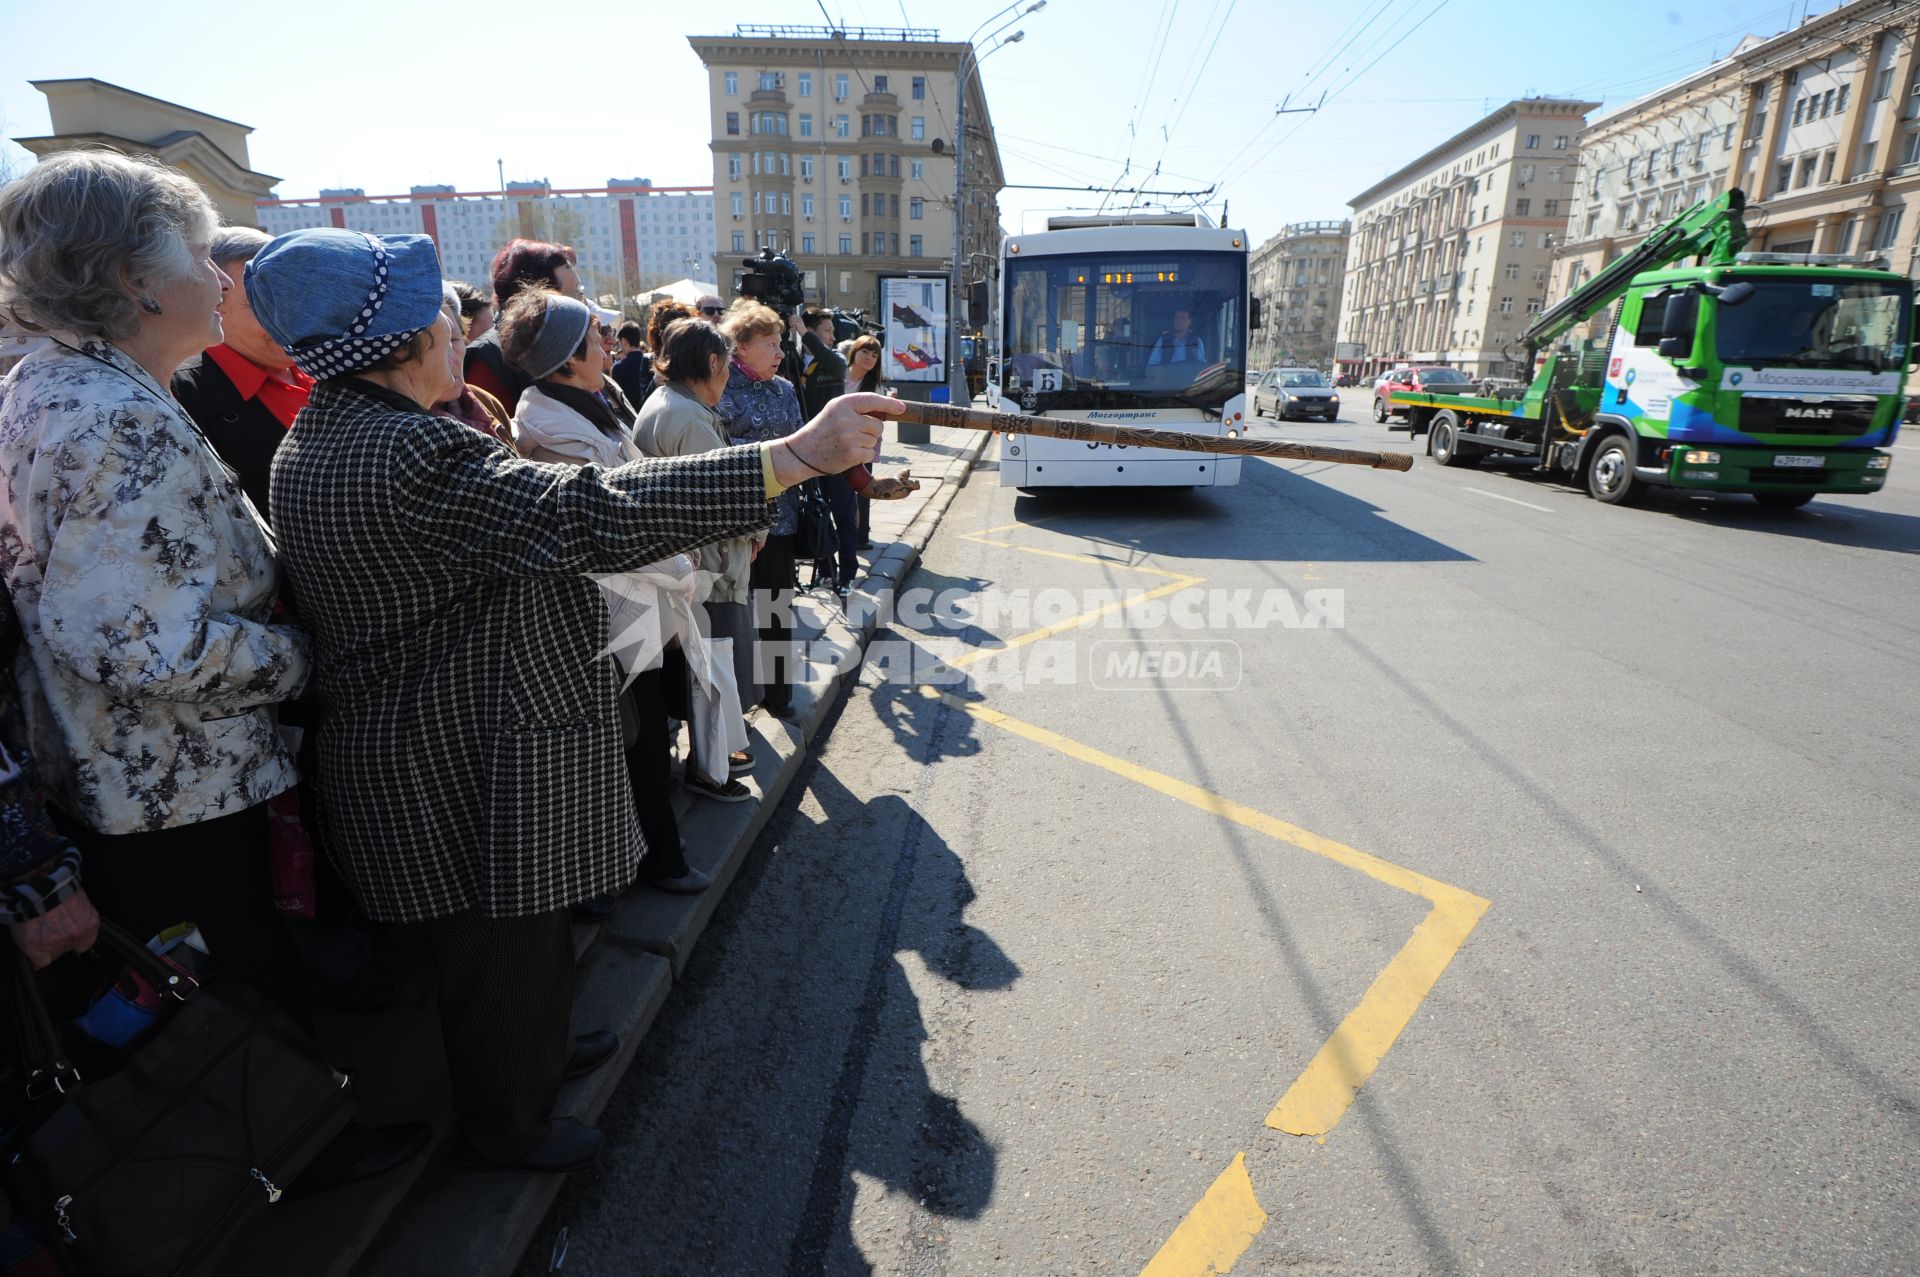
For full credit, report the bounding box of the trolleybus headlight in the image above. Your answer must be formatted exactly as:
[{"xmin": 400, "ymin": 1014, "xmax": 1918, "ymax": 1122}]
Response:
[
  {"xmin": 1867, "ymin": 455, "xmax": 1892, "ymax": 469},
  {"xmin": 1682, "ymin": 450, "xmax": 1721, "ymax": 465}
]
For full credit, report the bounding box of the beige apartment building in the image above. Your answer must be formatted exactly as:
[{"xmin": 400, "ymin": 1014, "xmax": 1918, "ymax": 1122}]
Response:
[
  {"xmin": 1337, "ymin": 99, "xmax": 1598, "ymax": 382},
  {"xmin": 13, "ymin": 78, "xmax": 276, "ymax": 227},
  {"xmin": 1556, "ymin": 0, "xmax": 1920, "ymax": 342},
  {"xmin": 1248, "ymin": 220, "xmax": 1350, "ymax": 372},
  {"xmin": 689, "ymin": 25, "xmax": 1005, "ymax": 325}
]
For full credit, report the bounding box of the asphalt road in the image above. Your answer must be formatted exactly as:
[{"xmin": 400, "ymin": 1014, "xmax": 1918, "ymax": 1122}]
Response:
[{"xmin": 530, "ymin": 413, "xmax": 1920, "ymax": 1276}]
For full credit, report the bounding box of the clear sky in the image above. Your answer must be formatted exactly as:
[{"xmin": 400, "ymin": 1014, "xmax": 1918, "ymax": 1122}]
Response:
[{"xmin": 0, "ymin": 0, "xmax": 1833, "ymax": 247}]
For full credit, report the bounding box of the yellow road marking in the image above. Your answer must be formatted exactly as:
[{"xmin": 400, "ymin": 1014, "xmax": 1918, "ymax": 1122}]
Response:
[
  {"xmin": 1267, "ymin": 891, "xmax": 1487, "ymax": 1135},
  {"xmin": 949, "ymin": 524, "xmax": 1204, "ymax": 670},
  {"xmin": 1138, "ymin": 1153, "xmax": 1267, "ymax": 1277},
  {"xmin": 933, "ymin": 523, "xmax": 1489, "ymax": 1272}
]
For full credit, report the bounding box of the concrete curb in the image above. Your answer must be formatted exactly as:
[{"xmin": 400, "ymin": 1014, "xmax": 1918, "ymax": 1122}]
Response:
[{"xmin": 340, "ymin": 429, "xmax": 992, "ymax": 1277}]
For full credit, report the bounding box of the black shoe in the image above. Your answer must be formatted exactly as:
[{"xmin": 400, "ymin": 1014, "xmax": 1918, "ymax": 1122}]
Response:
[
  {"xmin": 467, "ymin": 1117, "xmax": 602, "ymax": 1173},
  {"xmin": 563, "ymin": 1029, "xmax": 619, "ymax": 1081},
  {"xmin": 644, "ymin": 866, "xmax": 713, "ymax": 895},
  {"xmin": 569, "ymin": 895, "xmax": 617, "ymax": 923},
  {"xmin": 295, "ymin": 1121, "xmax": 432, "ymax": 1192}
]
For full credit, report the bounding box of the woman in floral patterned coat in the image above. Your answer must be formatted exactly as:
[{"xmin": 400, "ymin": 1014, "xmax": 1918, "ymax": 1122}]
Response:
[{"xmin": 0, "ymin": 151, "xmax": 312, "ymax": 1015}]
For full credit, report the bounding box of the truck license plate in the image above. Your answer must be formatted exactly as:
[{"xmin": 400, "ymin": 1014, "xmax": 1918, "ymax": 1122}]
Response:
[{"xmin": 1772, "ymin": 455, "xmax": 1823, "ymax": 468}]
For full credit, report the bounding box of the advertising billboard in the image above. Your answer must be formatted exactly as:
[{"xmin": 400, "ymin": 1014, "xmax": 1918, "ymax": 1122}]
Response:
[{"xmin": 878, "ymin": 274, "xmax": 950, "ymax": 384}]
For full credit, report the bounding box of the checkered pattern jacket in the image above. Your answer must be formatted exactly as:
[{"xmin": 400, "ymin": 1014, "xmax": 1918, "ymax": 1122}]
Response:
[{"xmin": 271, "ymin": 378, "xmax": 773, "ymax": 922}]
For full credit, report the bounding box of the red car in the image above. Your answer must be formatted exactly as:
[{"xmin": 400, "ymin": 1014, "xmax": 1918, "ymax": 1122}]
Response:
[{"xmin": 1372, "ymin": 365, "xmax": 1474, "ymax": 426}]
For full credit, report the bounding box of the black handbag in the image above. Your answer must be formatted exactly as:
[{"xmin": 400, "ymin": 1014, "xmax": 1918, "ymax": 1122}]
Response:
[{"xmin": 2, "ymin": 921, "xmax": 354, "ymax": 1276}]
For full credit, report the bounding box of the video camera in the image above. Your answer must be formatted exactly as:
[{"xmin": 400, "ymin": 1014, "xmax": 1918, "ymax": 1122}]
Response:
[{"xmin": 736, "ymin": 248, "xmax": 807, "ymax": 312}]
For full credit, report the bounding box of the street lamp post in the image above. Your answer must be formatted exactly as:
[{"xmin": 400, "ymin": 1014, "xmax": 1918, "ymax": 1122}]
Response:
[{"xmin": 945, "ymin": 2, "xmax": 1043, "ymax": 411}]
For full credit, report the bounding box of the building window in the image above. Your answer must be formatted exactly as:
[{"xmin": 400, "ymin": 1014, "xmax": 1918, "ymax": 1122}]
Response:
[
  {"xmin": 1515, "ymin": 198, "xmax": 1531, "ymax": 216},
  {"xmin": 800, "ymin": 156, "xmax": 815, "ymax": 180},
  {"xmin": 1837, "ymin": 217, "xmax": 1856, "ymax": 253},
  {"xmin": 859, "ymin": 232, "xmax": 868, "ymax": 254},
  {"xmin": 752, "ymin": 192, "xmax": 762, "ymax": 215},
  {"xmin": 798, "ymin": 72, "xmax": 813, "ymax": 97},
  {"xmin": 1509, "ymin": 230, "xmax": 1525, "ymax": 247},
  {"xmin": 759, "ymin": 71, "xmax": 781, "ymax": 91},
  {"xmin": 1532, "ymin": 265, "xmax": 1547, "ymax": 282},
  {"xmin": 859, "ymin": 193, "xmax": 869, "ymax": 216},
  {"xmin": 1585, "ymin": 209, "xmax": 1600, "ymax": 236},
  {"xmin": 802, "ymin": 232, "xmax": 816, "ymax": 253},
  {"xmin": 909, "ymin": 235, "xmax": 923, "ymax": 256},
  {"xmin": 1773, "ymin": 161, "xmax": 1792, "ymax": 194},
  {"xmin": 834, "ymin": 234, "xmax": 848, "ymax": 254},
  {"xmin": 1856, "ymin": 139, "xmax": 1877, "ymax": 176},
  {"xmin": 781, "ymin": 194, "xmax": 792, "ymax": 215},
  {"xmin": 727, "ymin": 154, "xmax": 742, "ymax": 180},
  {"xmin": 1540, "ymin": 231, "xmax": 1554, "ymax": 249},
  {"xmin": 731, "ymin": 231, "xmax": 745, "ymax": 252},
  {"xmin": 1874, "ymin": 67, "xmax": 1895, "ymax": 100},
  {"xmin": 911, "ymin": 159, "xmax": 925, "ymax": 180},
  {"xmin": 835, "ymin": 74, "xmax": 850, "ymax": 99},
  {"xmin": 1821, "ymin": 149, "xmax": 1836, "ymax": 183},
  {"xmin": 724, "ymin": 72, "xmax": 739, "ymax": 95},
  {"xmin": 834, "ymin": 114, "xmax": 850, "ymax": 138},
  {"xmin": 1524, "ymin": 133, "xmax": 1540, "ymax": 149},
  {"xmin": 1525, "ymin": 299, "xmax": 1543, "ymax": 315},
  {"xmin": 1838, "ymin": 83, "xmax": 1850, "ymax": 114},
  {"xmin": 801, "ymin": 193, "xmax": 815, "ymax": 217},
  {"xmin": 1904, "ymin": 129, "xmax": 1920, "ymax": 168},
  {"xmin": 908, "ymin": 116, "xmax": 924, "ymax": 140},
  {"xmin": 912, "ymin": 75, "xmax": 926, "ymax": 100},
  {"xmin": 1723, "ymin": 122, "xmax": 1735, "ymax": 150},
  {"xmin": 874, "ymin": 74, "xmax": 889, "ymax": 92},
  {"xmin": 1821, "ymin": 88, "xmax": 1834, "ymax": 118},
  {"xmin": 799, "ymin": 113, "xmax": 814, "ymax": 137},
  {"xmin": 909, "ymin": 196, "xmax": 924, "ymax": 219},
  {"xmin": 1518, "ymin": 163, "xmax": 1535, "ymax": 184},
  {"xmin": 1792, "ymin": 97, "xmax": 1805, "ymax": 126},
  {"xmin": 729, "ymin": 192, "xmax": 743, "ymax": 216},
  {"xmin": 725, "ymin": 111, "xmax": 740, "ymax": 135},
  {"xmin": 1876, "ymin": 208, "xmax": 1904, "ymax": 249},
  {"xmin": 1544, "ymin": 198, "xmax": 1560, "ymax": 216},
  {"xmin": 1498, "ymin": 296, "xmax": 1514, "ymax": 314},
  {"xmin": 839, "ymin": 194, "xmax": 853, "ymax": 218},
  {"xmin": 837, "ymin": 157, "xmax": 852, "ymax": 180},
  {"xmin": 1503, "ymin": 262, "xmax": 1519, "ymax": 280}
]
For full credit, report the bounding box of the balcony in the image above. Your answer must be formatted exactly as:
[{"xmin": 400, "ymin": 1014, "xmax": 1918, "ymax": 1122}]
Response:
[
  {"xmin": 862, "ymin": 91, "xmax": 899, "ymax": 109},
  {"xmin": 749, "ymin": 88, "xmax": 790, "ymax": 107}
]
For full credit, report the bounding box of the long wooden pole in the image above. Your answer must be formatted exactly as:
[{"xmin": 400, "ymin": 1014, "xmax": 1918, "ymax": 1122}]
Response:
[{"xmin": 889, "ymin": 401, "xmax": 1414, "ymax": 472}]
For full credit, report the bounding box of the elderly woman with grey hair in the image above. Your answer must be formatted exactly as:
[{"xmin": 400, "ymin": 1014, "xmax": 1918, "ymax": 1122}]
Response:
[
  {"xmin": 171, "ymin": 223, "xmax": 313, "ymax": 523},
  {"xmin": 0, "ymin": 151, "xmax": 313, "ymax": 1012}
]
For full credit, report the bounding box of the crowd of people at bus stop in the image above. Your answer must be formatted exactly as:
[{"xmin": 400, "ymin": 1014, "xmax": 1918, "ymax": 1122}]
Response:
[{"xmin": 0, "ymin": 148, "xmax": 921, "ymax": 1191}]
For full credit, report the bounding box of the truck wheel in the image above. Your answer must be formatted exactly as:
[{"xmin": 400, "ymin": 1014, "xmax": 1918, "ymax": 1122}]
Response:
[
  {"xmin": 1430, "ymin": 412, "xmax": 1466, "ymax": 466},
  {"xmin": 1586, "ymin": 434, "xmax": 1643, "ymax": 505},
  {"xmin": 1372, "ymin": 397, "xmax": 1388, "ymax": 423},
  {"xmin": 1754, "ymin": 491, "xmax": 1815, "ymax": 511}
]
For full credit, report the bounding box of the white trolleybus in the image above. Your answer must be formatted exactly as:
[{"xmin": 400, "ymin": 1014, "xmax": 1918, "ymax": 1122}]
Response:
[{"xmin": 989, "ymin": 213, "xmax": 1253, "ymax": 490}]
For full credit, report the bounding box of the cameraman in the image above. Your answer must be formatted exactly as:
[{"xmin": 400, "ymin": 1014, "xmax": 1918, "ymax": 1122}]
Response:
[{"xmin": 795, "ymin": 309, "xmax": 848, "ymax": 419}]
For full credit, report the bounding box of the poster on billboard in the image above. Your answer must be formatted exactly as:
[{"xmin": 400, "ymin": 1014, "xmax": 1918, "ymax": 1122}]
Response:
[{"xmin": 878, "ymin": 274, "xmax": 949, "ymax": 384}]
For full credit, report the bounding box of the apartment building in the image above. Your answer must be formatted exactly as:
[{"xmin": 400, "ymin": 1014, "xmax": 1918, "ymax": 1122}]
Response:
[
  {"xmin": 256, "ymin": 181, "xmax": 716, "ymax": 304},
  {"xmin": 1337, "ymin": 99, "xmax": 1598, "ymax": 381},
  {"xmin": 1249, "ymin": 220, "xmax": 1350, "ymax": 371},
  {"xmin": 688, "ymin": 24, "xmax": 1005, "ymax": 323},
  {"xmin": 1556, "ymin": 0, "xmax": 1920, "ymax": 341}
]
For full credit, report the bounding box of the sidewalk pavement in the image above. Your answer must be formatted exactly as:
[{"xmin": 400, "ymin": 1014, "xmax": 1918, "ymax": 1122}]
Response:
[{"xmin": 212, "ymin": 415, "xmax": 994, "ymax": 1277}]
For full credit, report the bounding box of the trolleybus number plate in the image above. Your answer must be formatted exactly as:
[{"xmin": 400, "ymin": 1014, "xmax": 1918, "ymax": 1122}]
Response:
[{"xmin": 1772, "ymin": 455, "xmax": 1823, "ymax": 468}]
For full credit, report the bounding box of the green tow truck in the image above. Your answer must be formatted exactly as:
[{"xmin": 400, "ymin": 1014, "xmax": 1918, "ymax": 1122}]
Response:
[{"xmin": 1389, "ymin": 189, "xmax": 1907, "ymax": 509}]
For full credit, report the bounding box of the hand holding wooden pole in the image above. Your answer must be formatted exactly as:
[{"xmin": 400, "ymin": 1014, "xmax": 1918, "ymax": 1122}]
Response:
[{"xmin": 888, "ymin": 401, "xmax": 1414, "ymax": 472}]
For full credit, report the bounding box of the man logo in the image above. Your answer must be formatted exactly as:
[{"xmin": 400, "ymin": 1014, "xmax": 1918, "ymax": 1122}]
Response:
[{"xmin": 1782, "ymin": 406, "xmax": 1834, "ymax": 419}]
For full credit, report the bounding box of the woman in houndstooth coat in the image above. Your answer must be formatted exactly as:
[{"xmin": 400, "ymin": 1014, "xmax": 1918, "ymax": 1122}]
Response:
[{"xmin": 248, "ymin": 229, "xmax": 897, "ymax": 1170}]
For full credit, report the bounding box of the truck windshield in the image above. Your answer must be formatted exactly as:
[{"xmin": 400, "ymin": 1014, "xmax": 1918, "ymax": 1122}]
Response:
[
  {"xmin": 1716, "ymin": 276, "xmax": 1912, "ymax": 373},
  {"xmin": 1003, "ymin": 250, "xmax": 1247, "ymax": 412}
]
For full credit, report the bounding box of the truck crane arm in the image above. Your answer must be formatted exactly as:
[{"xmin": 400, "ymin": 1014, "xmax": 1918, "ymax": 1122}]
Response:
[{"xmin": 1524, "ymin": 188, "xmax": 1750, "ymax": 356}]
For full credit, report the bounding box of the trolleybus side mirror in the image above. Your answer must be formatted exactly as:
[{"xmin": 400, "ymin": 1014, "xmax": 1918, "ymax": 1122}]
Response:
[{"xmin": 1714, "ymin": 281, "xmax": 1755, "ymax": 306}]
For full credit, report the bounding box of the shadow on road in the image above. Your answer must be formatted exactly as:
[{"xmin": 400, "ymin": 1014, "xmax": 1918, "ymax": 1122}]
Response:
[
  {"xmin": 784, "ymin": 738, "xmax": 1017, "ymax": 1276},
  {"xmin": 1010, "ymin": 461, "xmax": 1475, "ymax": 564}
]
